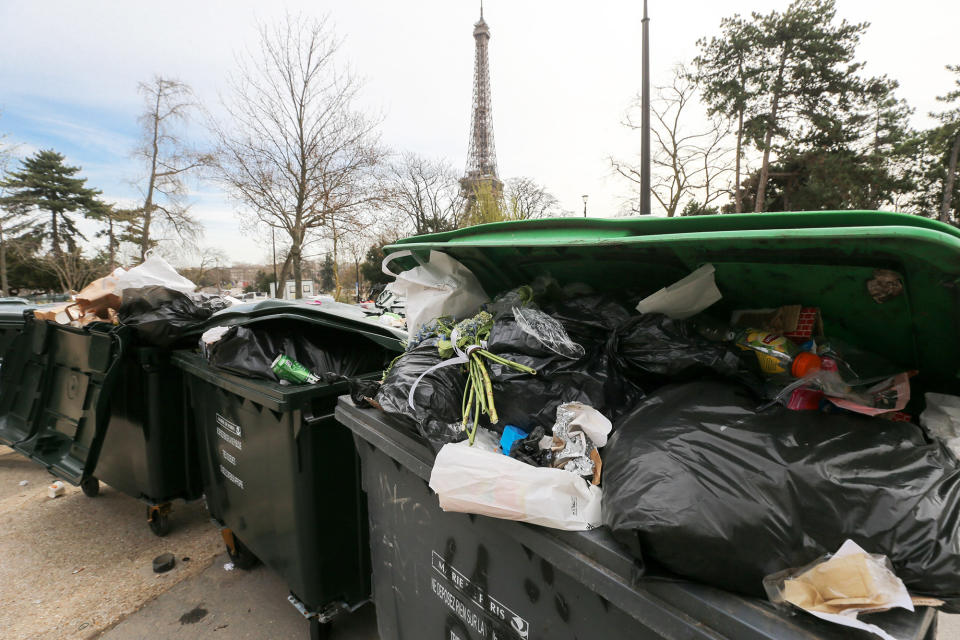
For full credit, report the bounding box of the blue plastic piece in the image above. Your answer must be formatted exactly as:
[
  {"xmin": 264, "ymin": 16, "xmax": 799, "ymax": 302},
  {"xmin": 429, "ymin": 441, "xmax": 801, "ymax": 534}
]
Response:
[{"xmin": 500, "ymin": 425, "xmax": 528, "ymax": 455}]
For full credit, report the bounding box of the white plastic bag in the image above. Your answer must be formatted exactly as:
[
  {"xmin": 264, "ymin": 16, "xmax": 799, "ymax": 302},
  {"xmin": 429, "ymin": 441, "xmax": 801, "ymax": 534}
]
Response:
[
  {"xmin": 382, "ymin": 250, "xmax": 488, "ymax": 338},
  {"xmin": 115, "ymin": 254, "xmax": 197, "ymax": 299},
  {"xmin": 428, "ymin": 440, "xmax": 603, "ymax": 531},
  {"xmin": 921, "ymin": 392, "xmax": 960, "ymax": 457},
  {"xmin": 635, "ymin": 263, "xmax": 722, "ymax": 319}
]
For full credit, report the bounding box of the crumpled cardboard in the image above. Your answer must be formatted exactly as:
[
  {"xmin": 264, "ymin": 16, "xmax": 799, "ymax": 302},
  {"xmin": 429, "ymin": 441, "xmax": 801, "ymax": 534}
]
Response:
[
  {"xmin": 75, "ymin": 267, "xmax": 125, "ymax": 318},
  {"xmin": 766, "ymin": 540, "xmax": 918, "ymax": 640}
]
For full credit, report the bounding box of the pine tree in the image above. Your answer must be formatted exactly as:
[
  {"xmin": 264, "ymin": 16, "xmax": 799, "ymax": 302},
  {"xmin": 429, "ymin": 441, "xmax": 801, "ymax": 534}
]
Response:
[
  {"xmin": 320, "ymin": 254, "xmax": 335, "ymax": 292},
  {"xmin": 0, "ymin": 150, "xmax": 101, "ymax": 256}
]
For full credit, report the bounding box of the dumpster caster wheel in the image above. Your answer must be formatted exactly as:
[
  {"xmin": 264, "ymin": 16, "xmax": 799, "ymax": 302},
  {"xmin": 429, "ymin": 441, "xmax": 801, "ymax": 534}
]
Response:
[
  {"xmin": 309, "ymin": 619, "xmax": 331, "ymax": 640},
  {"xmin": 225, "ymin": 534, "xmax": 259, "ymax": 570},
  {"xmin": 147, "ymin": 507, "xmax": 172, "ymax": 537},
  {"xmin": 80, "ymin": 477, "xmax": 100, "ymax": 497}
]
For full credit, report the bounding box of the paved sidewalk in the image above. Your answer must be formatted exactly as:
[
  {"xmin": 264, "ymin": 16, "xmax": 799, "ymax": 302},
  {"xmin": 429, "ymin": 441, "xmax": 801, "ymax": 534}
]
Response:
[{"xmin": 98, "ymin": 553, "xmax": 378, "ymax": 639}]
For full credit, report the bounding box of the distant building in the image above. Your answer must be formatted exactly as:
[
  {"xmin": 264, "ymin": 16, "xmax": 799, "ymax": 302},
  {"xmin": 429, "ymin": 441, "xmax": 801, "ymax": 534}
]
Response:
[{"xmin": 270, "ymin": 279, "xmax": 316, "ymax": 300}]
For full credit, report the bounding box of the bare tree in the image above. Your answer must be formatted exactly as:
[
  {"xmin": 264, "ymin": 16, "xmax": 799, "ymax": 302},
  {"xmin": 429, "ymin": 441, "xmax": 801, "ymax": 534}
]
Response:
[
  {"xmin": 612, "ymin": 66, "xmax": 735, "ymax": 216},
  {"xmin": 135, "ymin": 77, "xmax": 207, "ymax": 259},
  {"xmin": 0, "ymin": 119, "xmax": 29, "ymax": 295},
  {"xmin": 382, "ymin": 152, "xmax": 462, "ymax": 235},
  {"xmin": 211, "ymin": 14, "xmax": 385, "ymax": 299},
  {"xmin": 504, "ymin": 177, "xmax": 565, "ymax": 219}
]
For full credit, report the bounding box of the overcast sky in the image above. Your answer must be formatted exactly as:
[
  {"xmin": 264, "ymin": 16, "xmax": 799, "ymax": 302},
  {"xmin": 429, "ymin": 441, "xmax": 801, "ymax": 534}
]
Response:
[{"xmin": 1, "ymin": 0, "xmax": 957, "ymax": 265}]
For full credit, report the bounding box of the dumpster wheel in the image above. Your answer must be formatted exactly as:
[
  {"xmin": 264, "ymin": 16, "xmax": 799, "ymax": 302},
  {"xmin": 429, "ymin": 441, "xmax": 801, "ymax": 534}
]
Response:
[
  {"xmin": 221, "ymin": 529, "xmax": 259, "ymax": 570},
  {"xmin": 80, "ymin": 477, "xmax": 100, "ymax": 498},
  {"xmin": 147, "ymin": 504, "xmax": 172, "ymax": 537}
]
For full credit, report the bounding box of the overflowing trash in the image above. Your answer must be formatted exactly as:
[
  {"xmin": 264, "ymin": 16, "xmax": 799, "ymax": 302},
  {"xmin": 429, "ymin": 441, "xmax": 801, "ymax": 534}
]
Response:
[
  {"xmin": 602, "ymin": 380, "xmax": 960, "ymax": 610},
  {"xmin": 29, "ymin": 254, "xmax": 235, "ymax": 347},
  {"xmin": 205, "ymin": 321, "xmax": 389, "ymax": 384},
  {"xmin": 119, "ymin": 286, "xmax": 230, "ymax": 349},
  {"xmin": 358, "ymin": 248, "xmax": 960, "ymax": 629}
]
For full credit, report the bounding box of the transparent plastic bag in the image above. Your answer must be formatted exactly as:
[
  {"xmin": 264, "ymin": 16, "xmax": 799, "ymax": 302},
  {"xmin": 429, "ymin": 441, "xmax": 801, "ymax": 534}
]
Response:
[
  {"xmin": 763, "ymin": 540, "xmax": 913, "ymax": 640},
  {"xmin": 512, "ymin": 306, "xmax": 584, "ymax": 359}
]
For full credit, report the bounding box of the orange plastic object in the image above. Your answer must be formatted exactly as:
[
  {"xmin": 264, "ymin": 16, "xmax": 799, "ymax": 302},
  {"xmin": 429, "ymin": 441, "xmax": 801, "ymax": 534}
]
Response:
[{"xmin": 791, "ymin": 352, "xmax": 823, "ymax": 378}]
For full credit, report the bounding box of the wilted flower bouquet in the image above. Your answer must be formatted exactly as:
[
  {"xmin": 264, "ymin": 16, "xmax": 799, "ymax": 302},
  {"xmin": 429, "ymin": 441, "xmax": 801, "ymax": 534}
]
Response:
[{"xmin": 434, "ymin": 311, "xmax": 536, "ymax": 444}]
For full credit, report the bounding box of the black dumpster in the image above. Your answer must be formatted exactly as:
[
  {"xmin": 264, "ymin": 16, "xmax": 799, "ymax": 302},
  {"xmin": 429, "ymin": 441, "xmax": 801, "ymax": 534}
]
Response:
[
  {"xmin": 172, "ymin": 302, "xmax": 404, "ymax": 639},
  {"xmin": 0, "ymin": 317, "xmax": 202, "ymax": 535},
  {"xmin": 0, "ymin": 302, "xmax": 34, "ymax": 361},
  {"xmin": 333, "ymin": 211, "xmax": 960, "ymax": 640},
  {"xmin": 336, "ymin": 398, "xmax": 938, "ymax": 640}
]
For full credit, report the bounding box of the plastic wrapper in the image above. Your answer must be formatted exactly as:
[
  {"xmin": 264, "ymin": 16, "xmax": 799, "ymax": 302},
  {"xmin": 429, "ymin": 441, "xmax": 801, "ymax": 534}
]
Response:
[
  {"xmin": 374, "ymin": 337, "xmax": 467, "ymax": 449},
  {"xmin": 763, "ymin": 540, "xmax": 914, "ymax": 640},
  {"xmin": 512, "ymin": 306, "xmax": 584, "ymax": 359},
  {"xmin": 602, "ymin": 380, "xmax": 960, "ymax": 610},
  {"xmin": 118, "ymin": 286, "xmax": 230, "ymax": 348},
  {"xmin": 207, "ymin": 321, "xmax": 386, "ymax": 382}
]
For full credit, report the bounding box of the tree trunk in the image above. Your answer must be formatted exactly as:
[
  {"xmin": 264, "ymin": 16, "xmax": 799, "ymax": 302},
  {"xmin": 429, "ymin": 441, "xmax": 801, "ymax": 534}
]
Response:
[
  {"xmin": 51, "ymin": 211, "xmax": 60, "ymax": 256},
  {"xmin": 734, "ymin": 108, "xmax": 744, "ymax": 213},
  {"xmin": 354, "ymin": 257, "xmax": 361, "ymax": 302},
  {"xmin": 941, "ymin": 132, "xmax": 960, "ymax": 224},
  {"xmin": 141, "ymin": 91, "xmax": 162, "ymax": 260},
  {"xmin": 292, "ymin": 240, "xmax": 303, "ymax": 300},
  {"xmin": 755, "ymin": 47, "xmax": 790, "ymax": 213},
  {"xmin": 0, "ymin": 223, "xmax": 7, "ymax": 296},
  {"xmin": 275, "ymin": 251, "xmax": 292, "ymax": 298}
]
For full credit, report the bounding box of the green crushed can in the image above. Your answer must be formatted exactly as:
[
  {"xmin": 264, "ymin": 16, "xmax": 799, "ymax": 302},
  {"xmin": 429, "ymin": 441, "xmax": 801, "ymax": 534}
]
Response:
[{"xmin": 271, "ymin": 354, "xmax": 320, "ymax": 384}]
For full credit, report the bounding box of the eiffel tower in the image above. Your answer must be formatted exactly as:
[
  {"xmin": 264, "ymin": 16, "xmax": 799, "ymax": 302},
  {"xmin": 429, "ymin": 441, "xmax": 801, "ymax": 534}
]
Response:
[{"xmin": 460, "ymin": 3, "xmax": 502, "ymax": 207}]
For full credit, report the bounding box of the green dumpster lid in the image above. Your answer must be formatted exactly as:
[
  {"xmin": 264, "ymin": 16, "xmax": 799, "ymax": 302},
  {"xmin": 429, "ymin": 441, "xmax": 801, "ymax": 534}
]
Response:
[
  {"xmin": 195, "ymin": 298, "xmax": 406, "ymax": 352},
  {"xmin": 384, "ymin": 211, "xmax": 960, "ymax": 396}
]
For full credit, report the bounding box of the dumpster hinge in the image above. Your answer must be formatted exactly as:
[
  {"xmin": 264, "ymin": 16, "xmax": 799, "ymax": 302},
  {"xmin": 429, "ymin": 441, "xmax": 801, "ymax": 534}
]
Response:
[{"xmin": 287, "ymin": 594, "xmax": 357, "ymax": 624}]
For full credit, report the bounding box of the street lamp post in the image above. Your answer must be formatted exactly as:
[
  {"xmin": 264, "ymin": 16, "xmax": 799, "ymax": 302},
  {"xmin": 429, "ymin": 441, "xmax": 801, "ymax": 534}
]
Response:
[{"xmin": 582, "ymin": 194, "xmax": 589, "ymax": 218}]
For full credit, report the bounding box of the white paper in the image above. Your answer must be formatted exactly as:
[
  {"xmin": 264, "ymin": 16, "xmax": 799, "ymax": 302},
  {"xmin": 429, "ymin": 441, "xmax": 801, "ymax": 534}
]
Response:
[
  {"xmin": 429, "ymin": 440, "xmax": 602, "ymax": 530},
  {"xmin": 635, "ymin": 263, "xmax": 722, "ymax": 319},
  {"xmin": 794, "ymin": 540, "xmax": 913, "ymax": 640}
]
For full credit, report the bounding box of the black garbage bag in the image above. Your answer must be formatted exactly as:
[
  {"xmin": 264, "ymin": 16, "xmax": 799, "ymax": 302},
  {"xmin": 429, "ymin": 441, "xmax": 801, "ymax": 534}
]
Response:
[
  {"xmin": 374, "ymin": 337, "xmax": 467, "ymax": 448},
  {"xmin": 603, "ymin": 380, "xmax": 960, "ymax": 610},
  {"xmin": 119, "ymin": 286, "xmax": 229, "ymax": 348},
  {"xmin": 610, "ymin": 314, "xmax": 744, "ymax": 383},
  {"xmin": 484, "ymin": 298, "xmax": 641, "ymax": 431},
  {"xmin": 207, "ymin": 321, "xmax": 386, "ymax": 382}
]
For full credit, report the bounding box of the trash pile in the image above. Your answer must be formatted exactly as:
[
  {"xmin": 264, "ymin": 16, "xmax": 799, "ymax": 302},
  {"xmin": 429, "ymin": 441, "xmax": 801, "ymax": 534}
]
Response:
[
  {"xmin": 32, "ymin": 254, "xmax": 233, "ymax": 348},
  {"xmin": 353, "ymin": 250, "xmax": 960, "ymax": 635}
]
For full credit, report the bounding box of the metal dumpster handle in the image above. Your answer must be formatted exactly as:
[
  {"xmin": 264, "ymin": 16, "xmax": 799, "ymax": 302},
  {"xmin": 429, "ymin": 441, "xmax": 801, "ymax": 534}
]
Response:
[{"xmin": 303, "ymin": 411, "xmax": 334, "ymax": 426}]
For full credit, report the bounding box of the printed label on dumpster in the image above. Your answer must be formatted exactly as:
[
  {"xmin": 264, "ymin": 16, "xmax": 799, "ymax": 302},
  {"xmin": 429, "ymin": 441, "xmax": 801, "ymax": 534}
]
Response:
[
  {"xmin": 216, "ymin": 427, "xmax": 242, "ymax": 451},
  {"xmin": 216, "ymin": 413, "xmax": 242, "ymax": 438},
  {"xmin": 220, "ymin": 448, "xmax": 236, "ymax": 465},
  {"xmin": 220, "ymin": 464, "xmax": 244, "ymax": 490},
  {"xmin": 431, "ymin": 550, "xmax": 529, "ymax": 639}
]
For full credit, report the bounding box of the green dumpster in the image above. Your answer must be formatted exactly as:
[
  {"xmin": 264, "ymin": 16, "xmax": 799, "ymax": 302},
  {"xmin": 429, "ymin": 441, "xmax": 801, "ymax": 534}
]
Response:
[
  {"xmin": 335, "ymin": 211, "xmax": 959, "ymax": 640},
  {"xmin": 172, "ymin": 300, "xmax": 404, "ymax": 639},
  {"xmin": 0, "ymin": 317, "xmax": 203, "ymax": 535}
]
